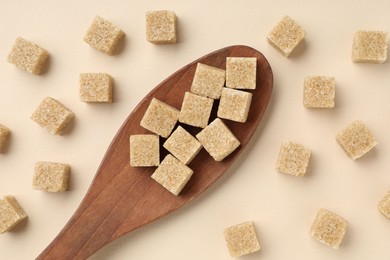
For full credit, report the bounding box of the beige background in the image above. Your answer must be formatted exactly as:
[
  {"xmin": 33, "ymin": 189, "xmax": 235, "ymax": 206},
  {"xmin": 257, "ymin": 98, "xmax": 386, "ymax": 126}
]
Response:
[{"xmin": 1, "ymin": 0, "xmax": 390, "ymax": 259}]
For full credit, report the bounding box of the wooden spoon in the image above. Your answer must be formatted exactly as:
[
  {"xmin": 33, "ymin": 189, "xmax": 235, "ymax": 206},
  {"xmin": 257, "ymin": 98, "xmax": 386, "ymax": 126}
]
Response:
[{"xmin": 36, "ymin": 45, "xmax": 273, "ymax": 260}]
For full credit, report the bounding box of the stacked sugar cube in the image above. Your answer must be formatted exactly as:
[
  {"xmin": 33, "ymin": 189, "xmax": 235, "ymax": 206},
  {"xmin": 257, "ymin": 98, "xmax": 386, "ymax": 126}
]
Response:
[
  {"xmin": 164, "ymin": 126, "xmax": 202, "ymax": 165},
  {"xmin": 179, "ymin": 92, "xmax": 214, "ymax": 128},
  {"xmin": 151, "ymin": 154, "xmax": 193, "ymax": 196},
  {"xmin": 130, "ymin": 56, "xmax": 257, "ymax": 198}
]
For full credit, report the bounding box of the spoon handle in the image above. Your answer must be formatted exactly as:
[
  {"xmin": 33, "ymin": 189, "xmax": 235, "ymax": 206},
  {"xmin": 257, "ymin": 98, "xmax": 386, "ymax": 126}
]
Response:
[
  {"xmin": 36, "ymin": 165, "xmax": 132, "ymax": 260},
  {"xmin": 37, "ymin": 146, "xmax": 177, "ymax": 260}
]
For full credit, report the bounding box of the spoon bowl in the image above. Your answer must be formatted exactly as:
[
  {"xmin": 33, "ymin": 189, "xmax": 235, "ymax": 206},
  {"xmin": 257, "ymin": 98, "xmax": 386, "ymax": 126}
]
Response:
[{"xmin": 36, "ymin": 45, "xmax": 273, "ymax": 260}]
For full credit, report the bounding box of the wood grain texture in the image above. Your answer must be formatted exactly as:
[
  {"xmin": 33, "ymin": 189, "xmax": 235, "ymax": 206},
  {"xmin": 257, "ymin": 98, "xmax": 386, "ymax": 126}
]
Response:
[{"xmin": 36, "ymin": 45, "xmax": 273, "ymax": 260}]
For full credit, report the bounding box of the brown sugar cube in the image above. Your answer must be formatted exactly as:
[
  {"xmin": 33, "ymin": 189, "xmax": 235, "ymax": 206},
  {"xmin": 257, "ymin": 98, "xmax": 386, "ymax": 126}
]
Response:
[
  {"xmin": 151, "ymin": 154, "xmax": 193, "ymax": 196},
  {"xmin": 217, "ymin": 88, "xmax": 252, "ymax": 123},
  {"xmin": 226, "ymin": 57, "xmax": 257, "ymax": 89},
  {"xmin": 179, "ymin": 92, "xmax": 213, "ymax": 128},
  {"xmin": 336, "ymin": 120, "xmax": 376, "ymax": 160},
  {"xmin": 31, "ymin": 97, "xmax": 75, "ymax": 135},
  {"xmin": 267, "ymin": 16, "xmax": 306, "ymax": 57},
  {"xmin": 276, "ymin": 141, "xmax": 311, "ymax": 177},
  {"xmin": 163, "ymin": 126, "xmax": 202, "ymax": 165},
  {"xmin": 7, "ymin": 37, "xmax": 48, "ymax": 75},
  {"xmin": 0, "ymin": 196, "xmax": 28, "ymax": 233},
  {"xmin": 190, "ymin": 63, "xmax": 226, "ymax": 99},
  {"xmin": 352, "ymin": 30, "xmax": 388, "ymax": 63},
  {"xmin": 196, "ymin": 118, "xmax": 240, "ymax": 161},
  {"xmin": 379, "ymin": 191, "xmax": 390, "ymax": 220},
  {"xmin": 304, "ymin": 76, "xmax": 335, "ymax": 108},
  {"xmin": 310, "ymin": 209, "xmax": 348, "ymax": 249},
  {"xmin": 140, "ymin": 98, "xmax": 179, "ymax": 138},
  {"xmin": 146, "ymin": 10, "xmax": 177, "ymax": 44},
  {"xmin": 224, "ymin": 221, "xmax": 261, "ymax": 257},
  {"xmin": 84, "ymin": 16, "xmax": 125, "ymax": 55},
  {"xmin": 33, "ymin": 161, "xmax": 70, "ymax": 192},
  {"xmin": 80, "ymin": 73, "xmax": 113, "ymax": 102},
  {"xmin": 0, "ymin": 124, "xmax": 10, "ymax": 152},
  {"xmin": 130, "ymin": 134, "xmax": 159, "ymax": 167}
]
